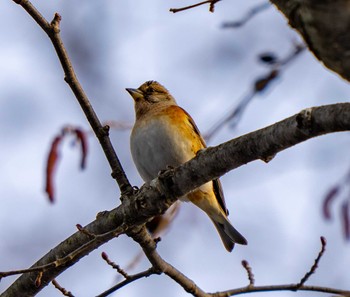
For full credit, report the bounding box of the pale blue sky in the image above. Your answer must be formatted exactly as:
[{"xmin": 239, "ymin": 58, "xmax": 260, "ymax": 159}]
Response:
[{"xmin": 1, "ymin": 1, "xmax": 349, "ymax": 296}]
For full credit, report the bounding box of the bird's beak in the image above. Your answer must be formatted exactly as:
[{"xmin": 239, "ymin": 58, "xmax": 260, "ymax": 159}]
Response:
[{"xmin": 126, "ymin": 88, "xmax": 144, "ymax": 101}]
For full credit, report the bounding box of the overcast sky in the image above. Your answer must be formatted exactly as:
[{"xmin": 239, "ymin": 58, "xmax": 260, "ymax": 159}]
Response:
[{"xmin": 1, "ymin": 1, "xmax": 350, "ymax": 296}]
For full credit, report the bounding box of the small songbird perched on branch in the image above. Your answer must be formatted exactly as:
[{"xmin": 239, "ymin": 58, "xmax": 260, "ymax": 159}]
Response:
[{"xmin": 127, "ymin": 81, "xmax": 247, "ymax": 252}]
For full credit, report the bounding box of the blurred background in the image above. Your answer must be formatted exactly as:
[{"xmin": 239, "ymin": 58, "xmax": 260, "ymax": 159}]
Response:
[{"xmin": 0, "ymin": 0, "xmax": 349, "ymax": 296}]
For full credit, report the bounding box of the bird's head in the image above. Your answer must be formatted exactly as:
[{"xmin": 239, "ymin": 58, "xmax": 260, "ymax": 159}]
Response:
[{"xmin": 126, "ymin": 81, "xmax": 177, "ymax": 118}]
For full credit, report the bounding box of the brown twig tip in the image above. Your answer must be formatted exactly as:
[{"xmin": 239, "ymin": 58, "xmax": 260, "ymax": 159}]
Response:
[
  {"xmin": 170, "ymin": 0, "xmax": 220, "ymax": 13},
  {"xmin": 241, "ymin": 260, "xmax": 255, "ymax": 286},
  {"xmin": 296, "ymin": 236, "xmax": 327, "ymax": 289},
  {"xmin": 35, "ymin": 271, "xmax": 43, "ymax": 287},
  {"xmin": 154, "ymin": 237, "xmax": 162, "ymax": 244},
  {"xmin": 101, "ymin": 251, "xmax": 108, "ymax": 261},
  {"xmin": 51, "ymin": 13, "xmax": 61, "ymax": 28},
  {"xmin": 209, "ymin": 0, "xmax": 220, "ymax": 12},
  {"xmin": 76, "ymin": 224, "xmax": 96, "ymax": 239},
  {"xmin": 52, "ymin": 279, "xmax": 75, "ymax": 297},
  {"xmin": 101, "ymin": 252, "xmax": 129, "ymax": 279}
]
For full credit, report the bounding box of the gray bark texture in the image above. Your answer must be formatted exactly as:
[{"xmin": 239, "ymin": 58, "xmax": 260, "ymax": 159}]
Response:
[{"xmin": 270, "ymin": 0, "xmax": 350, "ymax": 81}]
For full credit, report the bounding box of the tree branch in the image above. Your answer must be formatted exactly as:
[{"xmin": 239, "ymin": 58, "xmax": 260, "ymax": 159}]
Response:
[
  {"xmin": 213, "ymin": 284, "xmax": 350, "ymax": 296},
  {"xmin": 269, "ymin": 0, "xmax": 350, "ymax": 82},
  {"xmin": 170, "ymin": 0, "xmax": 221, "ymax": 13},
  {"xmin": 12, "ymin": 0, "xmax": 132, "ymax": 194},
  {"xmin": 129, "ymin": 227, "xmax": 210, "ymax": 297},
  {"xmin": 6, "ymin": 1, "xmax": 350, "ymax": 296},
  {"xmin": 96, "ymin": 265, "xmax": 158, "ymax": 297},
  {"xmin": 2, "ymin": 102, "xmax": 349, "ymax": 296}
]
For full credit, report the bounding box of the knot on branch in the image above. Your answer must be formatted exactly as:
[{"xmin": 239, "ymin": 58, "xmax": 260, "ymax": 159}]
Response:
[
  {"xmin": 50, "ymin": 13, "xmax": 61, "ymax": 34},
  {"xmin": 98, "ymin": 125, "xmax": 110, "ymax": 138},
  {"xmin": 296, "ymin": 107, "xmax": 313, "ymax": 132},
  {"xmin": 157, "ymin": 168, "xmax": 182, "ymax": 203}
]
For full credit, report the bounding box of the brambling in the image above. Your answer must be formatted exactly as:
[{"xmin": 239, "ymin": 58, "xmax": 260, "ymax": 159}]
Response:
[{"xmin": 127, "ymin": 81, "xmax": 247, "ymax": 252}]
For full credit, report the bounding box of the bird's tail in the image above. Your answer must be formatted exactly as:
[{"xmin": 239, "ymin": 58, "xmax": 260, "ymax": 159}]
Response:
[{"xmin": 211, "ymin": 217, "xmax": 247, "ymax": 252}]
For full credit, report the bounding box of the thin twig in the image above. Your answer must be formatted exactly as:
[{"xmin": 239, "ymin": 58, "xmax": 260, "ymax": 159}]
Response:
[
  {"xmin": 52, "ymin": 279, "xmax": 75, "ymax": 297},
  {"xmin": 204, "ymin": 44, "xmax": 305, "ymax": 141},
  {"xmin": 35, "ymin": 271, "xmax": 43, "ymax": 287},
  {"xmin": 0, "ymin": 264, "xmax": 53, "ymax": 280},
  {"xmin": 222, "ymin": 2, "xmax": 270, "ymax": 28},
  {"xmin": 129, "ymin": 226, "xmax": 211, "ymax": 297},
  {"xmin": 213, "ymin": 284, "xmax": 350, "ymax": 296},
  {"xmin": 0, "ymin": 225, "xmax": 124, "ymax": 281},
  {"xmin": 241, "ymin": 260, "xmax": 254, "ymax": 286},
  {"xmin": 170, "ymin": 0, "xmax": 220, "ymax": 13},
  {"xmin": 13, "ymin": 0, "xmax": 132, "ymax": 194},
  {"xmin": 295, "ymin": 236, "xmax": 327, "ymax": 289},
  {"xmin": 101, "ymin": 252, "xmax": 130, "ymax": 279},
  {"xmin": 96, "ymin": 267, "xmax": 157, "ymax": 297},
  {"xmin": 76, "ymin": 224, "xmax": 96, "ymax": 239}
]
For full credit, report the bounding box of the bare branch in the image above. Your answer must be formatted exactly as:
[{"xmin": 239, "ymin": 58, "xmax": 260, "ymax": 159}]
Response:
[
  {"xmin": 213, "ymin": 284, "xmax": 350, "ymax": 296},
  {"xmin": 211, "ymin": 237, "xmax": 349, "ymax": 296},
  {"xmin": 96, "ymin": 267, "xmax": 157, "ymax": 297},
  {"xmin": 295, "ymin": 236, "xmax": 327, "ymax": 288},
  {"xmin": 2, "ymin": 103, "xmax": 349, "ymax": 296},
  {"xmin": 241, "ymin": 260, "xmax": 254, "ymax": 286},
  {"xmin": 52, "ymin": 279, "xmax": 74, "ymax": 297},
  {"xmin": 101, "ymin": 252, "xmax": 129, "ymax": 279},
  {"xmin": 168, "ymin": 103, "xmax": 350, "ymax": 200},
  {"xmin": 12, "ymin": 0, "xmax": 132, "ymax": 194},
  {"xmin": 170, "ymin": 0, "xmax": 220, "ymax": 13},
  {"xmin": 128, "ymin": 226, "xmax": 210, "ymax": 297}
]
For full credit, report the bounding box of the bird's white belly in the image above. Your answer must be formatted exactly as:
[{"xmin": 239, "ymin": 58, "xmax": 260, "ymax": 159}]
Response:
[{"xmin": 130, "ymin": 119, "xmax": 193, "ymax": 182}]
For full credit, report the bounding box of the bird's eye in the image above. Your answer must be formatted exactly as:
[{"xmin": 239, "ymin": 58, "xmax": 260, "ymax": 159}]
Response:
[{"xmin": 147, "ymin": 87, "xmax": 154, "ymax": 93}]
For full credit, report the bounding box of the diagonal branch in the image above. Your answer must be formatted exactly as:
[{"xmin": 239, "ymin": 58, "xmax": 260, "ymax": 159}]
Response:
[
  {"xmin": 160, "ymin": 103, "xmax": 350, "ymax": 198},
  {"xmin": 96, "ymin": 266, "xmax": 158, "ymax": 297},
  {"xmin": 12, "ymin": 0, "xmax": 132, "ymax": 194},
  {"xmin": 6, "ymin": 1, "xmax": 350, "ymax": 296},
  {"xmin": 2, "ymin": 102, "xmax": 350, "ymax": 296},
  {"xmin": 129, "ymin": 227, "xmax": 210, "ymax": 297}
]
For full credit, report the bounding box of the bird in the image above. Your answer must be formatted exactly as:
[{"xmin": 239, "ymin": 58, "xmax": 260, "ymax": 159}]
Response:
[{"xmin": 126, "ymin": 81, "xmax": 247, "ymax": 252}]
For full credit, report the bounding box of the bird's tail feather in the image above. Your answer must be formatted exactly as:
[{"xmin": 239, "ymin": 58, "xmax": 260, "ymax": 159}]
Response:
[{"xmin": 212, "ymin": 218, "xmax": 247, "ymax": 252}]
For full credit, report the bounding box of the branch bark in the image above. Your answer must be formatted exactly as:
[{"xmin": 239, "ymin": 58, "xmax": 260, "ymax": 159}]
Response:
[
  {"xmin": 270, "ymin": 0, "xmax": 350, "ymax": 82},
  {"xmin": 2, "ymin": 102, "xmax": 350, "ymax": 296},
  {"xmin": 5, "ymin": 1, "xmax": 350, "ymax": 296},
  {"xmin": 12, "ymin": 0, "xmax": 132, "ymax": 194}
]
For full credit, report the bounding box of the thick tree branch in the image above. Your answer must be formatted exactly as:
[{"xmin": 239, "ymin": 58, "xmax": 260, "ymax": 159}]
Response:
[
  {"xmin": 159, "ymin": 103, "xmax": 350, "ymax": 198},
  {"xmin": 269, "ymin": 0, "xmax": 350, "ymax": 82},
  {"xmin": 12, "ymin": 0, "xmax": 132, "ymax": 193},
  {"xmin": 2, "ymin": 103, "xmax": 349, "ymax": 296},
  {"xmin": 6, "ymin": 1, "xmax": 350, "ymax": 296}
]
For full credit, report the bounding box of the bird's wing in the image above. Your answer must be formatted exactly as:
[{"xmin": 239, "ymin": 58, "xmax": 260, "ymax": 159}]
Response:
[
  {"xmin": 181, "ymin": 108, "xmax": 207, "ymax": 149},
  {"xmin": 181, "ymin": 107, "xmax": 229, "ymax": 215},
  {"xmin": 212, "ymin": 178, "xmax": 229, "ymax": 215}
]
